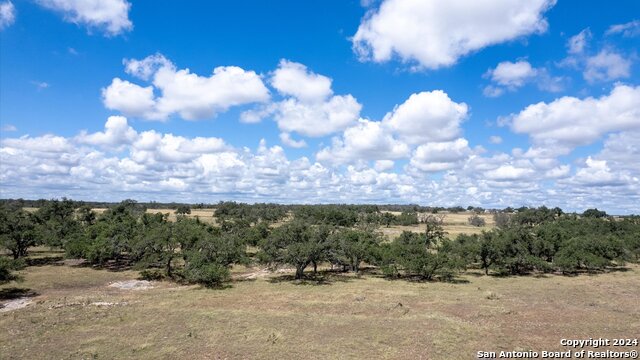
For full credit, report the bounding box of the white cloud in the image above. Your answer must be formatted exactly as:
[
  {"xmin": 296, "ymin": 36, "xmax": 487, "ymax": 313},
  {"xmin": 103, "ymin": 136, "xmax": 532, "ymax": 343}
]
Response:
[
  {"xmin": 1, "ymin": 114, "xmax": 638, "ymax": 213},
  {"xmin": 409, "ymin": 138, "xmax": 472, "ymax": 172},
  {"xmin": 483, "ymin": 85, "xmax": 504, "ymax": 98},
  {"xmin": 605, "ymin": 20, "xmax": 640, "ymax": 38},
  {"xmin": 511, "ymin": 84, "xmax": 640, "ymax": 149},
  {"xmin": 124, "ymin": 54, "xmax": 173, "ymax": 81},
  {"xmin": 0, "ymin": 1, "xmax": 15, "ymax": 30},
  {"xmin": 102, "ymin": 54, "xmax": 270, "ymax": 121},
  {"xmin": 583, "ymin": 50, "xmax": 632, "ymax": 83},
  {"xmin": 271, "ymin": 60, "xmax": 332, "ymax": 103},
  {"xmin": 1, "ymin": 124, "xmax": 17, "ymax": 132},
  {"xmin": 271, "ymin": 95, "xmax": 361, "ymax": 137},
  {"xmin": 316, "ymin": 118, "xmax": 409, "ymax": 165},
  {"xmin": 485, "ymin": 164, "xmax": 535, "ymax": 181},
  {"xmin": 483, "ymin": 60, "xmax": 564, "ymax": 96},
  {"xmin": 30, "ymin": 81, "xmax": 50, "ymax": 90},
  {"xmin": 279, "ymin": 133, "xmax": 307, "ymax": 148},
  {"xmin": 374, "ymin": 160, "xmax": 394, "ymax": 172},
  {"xmin": 567, "ymin": 28, "xmax": 591, "ymax": 54},
  {"xmin": 102, "ymin": 78, "xmax": 159, "ymax": 119},
  {"xmin": 545, "ymin": 165, "xmax": 570, "ymax": 179},
  {"xmin": 486, "ymin": 60, "xmax": 537, "ymax": 88},
  {"xmin": 2, "ymin": 134, "xmax": 73, "ymax": 153},
  {"xmin": 76, "ymin": 116, "xmax": 137, "ymax": 147},
  {"xmin": 383, "ymin": 90, "xmax": 468, "ymax": 144},
  {"xmin": 489, "ymin": 136, "xmax": 502, "ymax": 144},
  {"xmin": 571, "ymin": 157, "xmax": 626, "ymax": 187},
  {"xmin": 243, "ymin": 60, "xmax": 362, "ymax": 137},
  {"xmin": 36, "ymin": 0, "xmax": 132, "ymax": 36},
  {"xmin": 352, "ymin": 0, "xmax": 555, "ymax": 69}
]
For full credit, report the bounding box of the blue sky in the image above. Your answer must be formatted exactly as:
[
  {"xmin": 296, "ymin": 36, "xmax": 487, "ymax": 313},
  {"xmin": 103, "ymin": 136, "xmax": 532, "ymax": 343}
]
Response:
[{"xmin": 1, "ymin": 0, "xmax": 639, "ymax": 213}]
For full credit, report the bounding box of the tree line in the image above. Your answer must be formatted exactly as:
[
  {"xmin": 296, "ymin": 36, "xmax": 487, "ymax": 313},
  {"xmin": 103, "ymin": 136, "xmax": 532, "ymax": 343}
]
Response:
[{"xmin": 1, "ymin": 199, "xmax": 638, "ymax": 286}]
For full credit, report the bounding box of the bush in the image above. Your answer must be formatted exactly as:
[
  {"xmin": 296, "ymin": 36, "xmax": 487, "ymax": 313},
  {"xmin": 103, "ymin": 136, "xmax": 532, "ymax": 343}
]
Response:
[
  {"xmin": 493, "ymin": 212, "xmax": 511, "ymax": 228},
  {"xmin": 468, "ymin": 214, "xmax": 486, "ymax": 227},
  {"xmin": 139, "ymin": 269, "xmax": 165, "ymax": 281},
  {"xmin": 175, "ymin": 205, "xmax": 191, "ymax": 215},
  {"xmin": 0, "ymin": 257, "xmax": 25, "ymax": 284},
  {"xmin": 183, "ymin": 259, "xmax": 230, "ymax": 287}
]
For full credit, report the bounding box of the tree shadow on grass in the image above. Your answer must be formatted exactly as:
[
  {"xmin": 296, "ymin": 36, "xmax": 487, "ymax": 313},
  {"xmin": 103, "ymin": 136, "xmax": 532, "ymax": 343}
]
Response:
[
  {"xmin": 81, "ymin": 259, "xmax": 134, "ymax": 272},
  {"xmin": 377, "ymin": 272, "xmax": 470, "ymax": 284},
  {"xmin": 267, "ymin": 271, "xmax": 363, "ymax": 286},
  {"xmin": 0, "ymin": 287, "xmax": 39, "ymax": 301},
  {"xmin": 192, "ymin": 283, "xmax": 233, "ymax": 290},
  {"xmin": 25, "ymin": 256, "xmax": 65, "ymax": 267},
  {"xmin": 559, "ymin": 266, "xmax": 630, "ymax": 277}
]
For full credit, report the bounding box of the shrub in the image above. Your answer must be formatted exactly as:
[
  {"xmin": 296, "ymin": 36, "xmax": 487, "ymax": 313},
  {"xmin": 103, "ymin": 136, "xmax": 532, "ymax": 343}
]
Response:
[
  {"xmin": 468, "ymin": 214, "xmax": 486, "ymax": 227},
  {"xmin": 183, "ymin": 258, "xmax": 230, "ymax": 287},
  {"xmin": 493, "ymin": 212, "xmax": 511, "ymax": 228},
  {"xmin": 139, "ymin": 269, "xmax": 165, "ymax": 281},
  {"xmin": 0, "ymin": 257, "xmax": 25, "ymax": 284}
]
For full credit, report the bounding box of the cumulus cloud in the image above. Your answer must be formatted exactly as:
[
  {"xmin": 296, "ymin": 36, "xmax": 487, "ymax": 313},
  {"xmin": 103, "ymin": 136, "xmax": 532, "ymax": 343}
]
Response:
[
  {"xmin": 1, "ymin": 116, "xmax": 638, "ymax": 213},
  {"xmin": 560, "ymin": 30, "xmax": 632, "ymax": 84},
  {"xmin": 352, "ymin": 0, "xmax": 555, "ymax": 69},
  {"xmin": 242, "ymin": 60, "xmax": 362, "ymax": 137},
  {"xmin": 510, "ymin": 84, "xmax": 640, "ymax": 149},
  {"xmin": 271, "ymin": 95, "xmax": 361, "ymax": 137},
  {"xmin": 0, "ymin": 1, "xmax": 15, "ymax": 30},
  {"xmin": 605, "ymin": 20, "xmax": 640, "ymax": 38},
  {"xmin": 76, "ymin": 116, "xmax": 137, "ymax": 147},
  {"xmin": 374, "ymin": 160, "xmax": 394, "ymax": 172},
  {"xmin": 383, "ymin": 90, "xmax": 468, "ymax": 144},
  {"xmin": 486, "ymin": 60, "xmax": 537, "ymax": 88},
  {"xmin": 489, "ymin": 136, "xmax": 503, "ymax": 144},
  {"xmin": 483, "ymin": 60, "xmax": 564, "ymax": 96},
  {"xmin": 102, "ymin": 54, "xmax": 270, "ymax": 121},
  {"xmin": 583, "ymin": 49, "xmax": 632, "ymax": 83},
  {"xmin": 570, "ymin": 157, "xmax": 626, "ymax": 187},
  {"xmin": 279, "ymin": 133, "xmax": 307, "ymax": 148},
  {"xmin": 484, "ymin": 164, "xmax": 535, "ymax": 181},
  {"xmin": 36, "ymin": 0, "xmax": 132, "ymax": 36},
  {"xmin": 567, "ymin": 28, "xmax": 591, "ymax": 54},
  {"xmin": 315, "ymin": 90, "xmax": 479, "ymax": 176},
  {"xmin": 409, "ymin": 138, "xmax": 472, "ymax": 172},
  {"xmin": 316, "ymin": 119, "xmax": 409, "ymax": 165},
  {"xmin": 271, "ymin": 60, "xmax": 332, "ymax": 103}
]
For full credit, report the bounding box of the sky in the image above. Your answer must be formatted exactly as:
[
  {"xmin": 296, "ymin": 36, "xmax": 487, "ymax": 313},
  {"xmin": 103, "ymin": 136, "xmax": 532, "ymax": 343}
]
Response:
[{"xmin": 0, "ymin": 0, "xmax": 639, "ymax": 213}]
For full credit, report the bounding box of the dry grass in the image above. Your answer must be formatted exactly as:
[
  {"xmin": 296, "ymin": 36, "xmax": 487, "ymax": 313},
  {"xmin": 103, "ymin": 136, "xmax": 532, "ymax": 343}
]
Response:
[
  {"xmin": 380, "ymin": 212, "xmax": 495, "ymax": 240},
  {"xmin": 1, "ymin": 251, "xmax": 638, "ymax": 359}
]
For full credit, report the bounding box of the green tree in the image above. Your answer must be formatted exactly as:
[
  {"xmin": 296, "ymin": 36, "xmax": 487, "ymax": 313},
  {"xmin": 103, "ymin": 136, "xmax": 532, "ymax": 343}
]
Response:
[
  {"xmin": 183, "ymin": 230, "xmax": 247, "ymax": 287},
  {"xmin": 0, "ymin": 207, "xmax": 38, "ymax": 259},
  {"xmin": 259, "ymin": 221, "xmax": 332, "ymax": 279},
  {"xmin": 582, "ymin": 208, "xmax": 607, "ymax": 218},
  {"xmin": 388, "ymin": 231, "xmax": 461, "ymax": 281},
  {"xmin": 175, "ymin": 205, "xmax": 191, "ymax": 215},
  {"xmin": 34, "ymin": 198, "xmax": 81, "ymax": 248},
  {"xmin": 330, "ymin": 226, "xmax": 381, "ymax": 273},
  {"xmin": 133, "ymin": 213, "xmax": 178, "ymax": 277}
]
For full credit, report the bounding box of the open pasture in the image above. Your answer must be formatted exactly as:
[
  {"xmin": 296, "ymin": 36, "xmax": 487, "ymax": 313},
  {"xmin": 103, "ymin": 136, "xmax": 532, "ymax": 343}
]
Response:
[{"xmin": 1, "ymin": 254, "xmax": 638, "ymax": 359}]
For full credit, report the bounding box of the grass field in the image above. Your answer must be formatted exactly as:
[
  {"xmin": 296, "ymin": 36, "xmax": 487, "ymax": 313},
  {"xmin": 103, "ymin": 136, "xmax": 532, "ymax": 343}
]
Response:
[
  {"xmin": 380, "ymin": 212, "xmax": 495, "ymax": 239},
  {"xmin": 1, "ymin": 249, "xmax": 638, "ymax": 359}
]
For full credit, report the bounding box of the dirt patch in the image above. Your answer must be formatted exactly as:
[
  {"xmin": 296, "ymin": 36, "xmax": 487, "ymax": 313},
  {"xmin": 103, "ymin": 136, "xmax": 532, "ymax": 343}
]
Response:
[
  {"xmin": 108, "ymin": 280, "xmax": 154, "ymax": 290},
  {"xmin": 91, "ymin": 301, "xmax": 128, "ymax": 307},
  {"xmin": 59, "ymin": 258, "xmax": 87, "ymax": 266},
  {"xmin": 238, "ymin": 268, "xmax": 271, "ymax": 280},
  {"xmin": 0, "ymin": 297, "xmax": 33, "ymax": 313}
]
